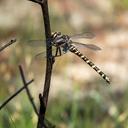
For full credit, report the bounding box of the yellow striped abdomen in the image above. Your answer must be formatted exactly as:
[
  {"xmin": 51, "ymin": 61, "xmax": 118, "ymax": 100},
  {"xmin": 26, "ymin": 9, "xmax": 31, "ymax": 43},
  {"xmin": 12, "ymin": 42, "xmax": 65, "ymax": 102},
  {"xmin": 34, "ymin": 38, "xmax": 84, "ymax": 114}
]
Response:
[{"xmin": 69, "ymin": 44, "xmax": 110, "ymax": 84}]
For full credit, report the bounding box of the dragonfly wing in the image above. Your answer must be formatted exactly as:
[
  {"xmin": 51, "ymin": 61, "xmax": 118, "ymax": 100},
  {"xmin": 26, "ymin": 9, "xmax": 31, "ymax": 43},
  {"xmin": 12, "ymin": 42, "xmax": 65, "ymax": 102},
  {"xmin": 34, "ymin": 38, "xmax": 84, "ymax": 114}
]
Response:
[
  {"xmin": 70, "ymin": 32, "xmax": 95, "ymax": 40},
  {"xmin": 73, "ymin": 42, "xmax": 101, "ymax": 51},
  {"xmin": 32, "ymin": 50, "xmax": 49, "ymax": 62},
  {"xmin": 32, "ymin": 47, "xmax": 58, "ymax": 61},
  {"xmin": 32, "ymin": 46, "xmax": 67, "ymax": 64},
  {"xmin": 25, "ymin": 40, "xmax": 46, "ymax": 47},
  {"xmin": 25, "ymin": 38, "xmax": 53, "ymax": 47}
]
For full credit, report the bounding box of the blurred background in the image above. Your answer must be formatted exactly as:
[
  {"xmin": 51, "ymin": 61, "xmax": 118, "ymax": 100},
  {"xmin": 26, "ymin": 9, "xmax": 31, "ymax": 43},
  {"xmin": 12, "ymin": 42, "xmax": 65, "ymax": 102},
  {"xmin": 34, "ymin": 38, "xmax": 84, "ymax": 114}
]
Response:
[{"xmin": 0, "ymin": 0, "xmax": 128, "ymax": 127}]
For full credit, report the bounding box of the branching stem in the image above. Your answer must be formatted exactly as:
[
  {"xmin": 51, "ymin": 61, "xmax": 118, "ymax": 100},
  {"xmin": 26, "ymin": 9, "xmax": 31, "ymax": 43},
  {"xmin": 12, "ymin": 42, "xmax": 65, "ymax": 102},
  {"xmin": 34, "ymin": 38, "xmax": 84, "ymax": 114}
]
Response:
[{"xmin": 28, "ymin": 0, "xmax": 54, "ymax": 127}]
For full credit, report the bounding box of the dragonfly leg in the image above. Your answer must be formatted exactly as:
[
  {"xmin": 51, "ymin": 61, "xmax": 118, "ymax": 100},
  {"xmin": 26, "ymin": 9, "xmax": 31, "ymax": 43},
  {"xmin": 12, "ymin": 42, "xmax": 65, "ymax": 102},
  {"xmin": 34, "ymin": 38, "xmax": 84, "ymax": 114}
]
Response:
[
  {"xmin": 58, "ymin": 47, "xmax": 62, "ymax": 56},
  {"xmin": 54, "ymin": 47, "xmax": 62, "ymax": 57},
  {"xmin": 55, "ymin": 47, "xmax": 59, "ymax": 57}
]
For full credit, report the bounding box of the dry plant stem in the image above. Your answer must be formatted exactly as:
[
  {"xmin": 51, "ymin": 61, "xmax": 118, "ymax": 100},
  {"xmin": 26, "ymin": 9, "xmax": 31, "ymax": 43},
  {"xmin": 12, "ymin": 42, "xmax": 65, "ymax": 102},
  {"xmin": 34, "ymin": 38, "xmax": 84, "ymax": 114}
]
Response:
[
  {"xmin": 19, "ymin": 65, "xmax": 38, "ymax": 115},
  {"xmin": 0, "ymin": 79, "xmax": 34, "ymax": 110},
  {"xmin": 0, "ymin": 39, "xmax": 16, "ymax": 52},
  {"xmin": 28, "ymin": 0, "xmax": 44, "ymax": 5},
  {"xmin": 19, "ymin": 65, "xmax": 55, "ymax": 127},
  {"xmin": 29, "ymin": 0, "xmax": 54, "ymax": 127},
  {"xmin": 39, "ymin": 0, "xmax": 54, "ymax": 127}
]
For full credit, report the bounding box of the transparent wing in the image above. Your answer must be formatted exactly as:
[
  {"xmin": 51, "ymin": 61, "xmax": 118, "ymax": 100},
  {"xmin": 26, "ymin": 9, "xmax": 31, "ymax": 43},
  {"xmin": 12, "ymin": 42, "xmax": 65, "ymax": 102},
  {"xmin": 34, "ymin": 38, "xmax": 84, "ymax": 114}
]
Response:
[
  {"xmin": 70, "ymin": 32, "xmax": 95, "ymax": 40},
  {"xmin": 72, "ymin": 41, "xmax": 101, "ymax": 51},
  {"xmin": 24, "ymin": 39, "xmax": 46, "ymax": 47},
  {"xmin": 29, "ymin": 47, "xmax": 64, "ymax": 83},
  {"xmin": 33, "ymin": 46, "xmax": 66, "ymax": 60},
  {"xmin": 23, "ymin": 32, "xmax": 94, "ymax": 47},
  {"xmin": 30, "ymin": 47, "xmax": 57, "ymax": 63}
]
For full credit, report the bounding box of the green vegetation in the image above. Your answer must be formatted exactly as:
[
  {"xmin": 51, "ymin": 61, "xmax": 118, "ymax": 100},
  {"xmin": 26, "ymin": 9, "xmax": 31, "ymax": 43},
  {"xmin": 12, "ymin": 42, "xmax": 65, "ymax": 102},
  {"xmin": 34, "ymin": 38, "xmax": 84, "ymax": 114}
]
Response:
[{"xmin": 0, "ymin": 86, "xmax": 128, "ymax": 128}]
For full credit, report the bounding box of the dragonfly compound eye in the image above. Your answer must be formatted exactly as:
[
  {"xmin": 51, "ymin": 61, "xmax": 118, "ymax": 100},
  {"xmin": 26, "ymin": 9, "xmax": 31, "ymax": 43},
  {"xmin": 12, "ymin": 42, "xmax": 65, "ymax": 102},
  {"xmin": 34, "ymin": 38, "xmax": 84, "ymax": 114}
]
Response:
[
  {"xmin": 57, "ymin": 32, "xmax": 61, "ymax": 35},
  {"xmin": 51, "ymin": 32, "xmax": 58, "ymax": 39}
]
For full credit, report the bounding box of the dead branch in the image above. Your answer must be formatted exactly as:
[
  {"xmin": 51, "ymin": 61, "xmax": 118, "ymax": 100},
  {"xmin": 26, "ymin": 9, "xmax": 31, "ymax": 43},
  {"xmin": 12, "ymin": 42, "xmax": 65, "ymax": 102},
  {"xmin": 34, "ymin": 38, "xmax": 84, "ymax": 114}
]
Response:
[
  {"xmin": 28, "ymin": 0, "xmax": 44, "ymax": 5},
  {"xmin": 28, "ymin": 0, "xmax": 54, "ymax": 127},
  {"xmin": 0, "ymin": 79, "xmax": 34, "ymax": 110},
  {"xmin": 0, "ymin": 38, "xmax": 16, "ymax": 52},
  {"xmin": 19, "ymin": 65, "xmax": 38, "ymax": 115}
]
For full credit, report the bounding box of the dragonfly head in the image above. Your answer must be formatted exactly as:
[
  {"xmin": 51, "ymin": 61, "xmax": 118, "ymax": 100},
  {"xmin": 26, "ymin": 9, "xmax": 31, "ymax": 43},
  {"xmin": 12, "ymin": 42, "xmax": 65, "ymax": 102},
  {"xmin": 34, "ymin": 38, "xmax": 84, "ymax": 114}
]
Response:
[
  {"xmin": 51, "ymin": 32, "xmax": 61, "ymax": 39},
  {"xmin": 51, "ymin": 32, "xmax": 70, "ymax": 46}
]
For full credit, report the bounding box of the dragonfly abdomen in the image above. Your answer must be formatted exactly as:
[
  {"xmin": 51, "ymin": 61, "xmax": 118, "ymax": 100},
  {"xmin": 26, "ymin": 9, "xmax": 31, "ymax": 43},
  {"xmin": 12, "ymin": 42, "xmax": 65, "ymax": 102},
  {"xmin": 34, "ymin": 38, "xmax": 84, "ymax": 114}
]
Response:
[{"xmin": 69, "ymin": 44, "xmax": 110, "ymax": 84}]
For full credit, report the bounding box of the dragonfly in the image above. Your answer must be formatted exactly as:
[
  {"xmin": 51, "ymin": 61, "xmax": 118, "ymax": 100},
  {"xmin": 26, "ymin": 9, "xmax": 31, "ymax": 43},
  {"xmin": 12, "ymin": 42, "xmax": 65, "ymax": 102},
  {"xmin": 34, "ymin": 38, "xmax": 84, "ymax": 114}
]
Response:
[{"xmin": 29, "ymin": 32, "xmax": 110, "ymax": 84}]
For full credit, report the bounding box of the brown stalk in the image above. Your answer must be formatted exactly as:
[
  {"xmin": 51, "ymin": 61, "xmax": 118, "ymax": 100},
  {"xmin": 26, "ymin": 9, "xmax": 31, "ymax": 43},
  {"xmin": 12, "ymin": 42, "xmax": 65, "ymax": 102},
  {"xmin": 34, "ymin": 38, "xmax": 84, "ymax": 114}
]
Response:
[
  {"xmin": 0, "ymin": 38, "xmax": 16, "ymax": 52},
  {"xmin": 19, "ymin": 65, "xmax": 38, "ymax": 115},
  {"xmin": 0, "ymin": 77, "xmax": 34, "ymax": 110},
  {"xmin": 28, "ymin": 0, "xmax": 54, "ymax": 127}
]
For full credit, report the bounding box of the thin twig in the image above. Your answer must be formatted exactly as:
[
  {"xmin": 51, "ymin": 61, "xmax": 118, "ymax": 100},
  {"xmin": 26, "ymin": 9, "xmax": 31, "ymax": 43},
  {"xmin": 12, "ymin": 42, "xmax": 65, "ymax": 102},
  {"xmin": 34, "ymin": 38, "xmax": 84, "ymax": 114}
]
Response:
[
  {"xmin": 28, "ymin": 0, "xmax": 44, "ymax": 5},
  {"xmin": 0, "ymin": 79, "xmax": 34, "ymax": 110},
  {"xmin": 19, "ymin": 65, "xmax": 38, "ymax": 115},
  {"xmin": 0, "ymin": 38, "xmax": 16, "ymax": 52},
  {"xmin": 39, "ymin": 0, "xmax": 54, "ymax": 127},
  {"xmin": 28, "ymin": 0, "xmax": 54, "ymax": 127},
  {"xmin": 19, "ymin": 65, "xmax": 55, "ymax": 127}
]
